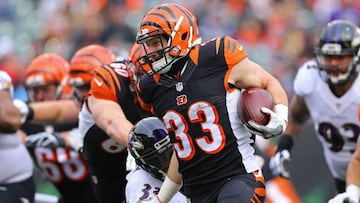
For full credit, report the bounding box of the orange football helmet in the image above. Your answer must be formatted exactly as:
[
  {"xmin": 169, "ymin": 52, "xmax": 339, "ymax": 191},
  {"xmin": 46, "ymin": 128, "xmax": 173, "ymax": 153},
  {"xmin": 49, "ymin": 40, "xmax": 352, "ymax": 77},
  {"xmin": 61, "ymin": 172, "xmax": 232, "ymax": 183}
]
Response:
[
  {"xmin": 136, "ymin": 3, "xmax": 200, "ymax": 74},
  {"xmin": 25, "ymin": 53, "xmax": 71, "ymax": 101},
  {"xmin": 69, "ymin": 44, "xmax": 116, "ymax": 87},
  {"xmin": 128, "ymin": 42, "xmax": 146, "ymax": 88}
]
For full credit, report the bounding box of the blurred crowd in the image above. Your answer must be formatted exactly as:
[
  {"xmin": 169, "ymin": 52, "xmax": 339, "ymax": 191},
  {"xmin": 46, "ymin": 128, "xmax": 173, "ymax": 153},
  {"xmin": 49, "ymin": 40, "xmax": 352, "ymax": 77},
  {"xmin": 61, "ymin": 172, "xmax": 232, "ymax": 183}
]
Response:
[
  {"xmin": 0, "ymin": 0, "xmax": 360, "ymax": 101},
  {"xmin": 1, "ymin": 0, "xmax": 360, "ymax": 202}
]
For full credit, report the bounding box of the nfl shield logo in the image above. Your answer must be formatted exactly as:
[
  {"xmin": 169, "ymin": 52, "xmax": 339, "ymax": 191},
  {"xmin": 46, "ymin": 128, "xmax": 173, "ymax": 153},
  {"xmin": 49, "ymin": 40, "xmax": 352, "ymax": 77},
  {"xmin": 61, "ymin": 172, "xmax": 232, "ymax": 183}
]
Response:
[{"xmin": 176, "ymin": 82, "xmax": 183, "ymax": 92}]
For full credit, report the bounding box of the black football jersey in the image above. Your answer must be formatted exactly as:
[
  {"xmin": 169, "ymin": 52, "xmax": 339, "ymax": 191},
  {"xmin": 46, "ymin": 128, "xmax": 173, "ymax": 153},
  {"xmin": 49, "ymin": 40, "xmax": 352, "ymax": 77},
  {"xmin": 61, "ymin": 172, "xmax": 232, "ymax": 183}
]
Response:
[
  {"xmin": 137, "ymin": 36, "xmax": 260, "ymax": 196},
  {"xmin": 79, "ymin": 61, "xmax": 150, "ymax": 203}
]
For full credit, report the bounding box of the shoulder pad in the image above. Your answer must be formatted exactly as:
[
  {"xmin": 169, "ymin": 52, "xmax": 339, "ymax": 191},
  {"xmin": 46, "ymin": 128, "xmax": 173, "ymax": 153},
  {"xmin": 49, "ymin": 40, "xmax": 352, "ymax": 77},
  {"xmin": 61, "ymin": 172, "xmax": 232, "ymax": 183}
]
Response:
[{"xmin": 293, "ymin": 60, "xmax": 319, "ymax": 96}]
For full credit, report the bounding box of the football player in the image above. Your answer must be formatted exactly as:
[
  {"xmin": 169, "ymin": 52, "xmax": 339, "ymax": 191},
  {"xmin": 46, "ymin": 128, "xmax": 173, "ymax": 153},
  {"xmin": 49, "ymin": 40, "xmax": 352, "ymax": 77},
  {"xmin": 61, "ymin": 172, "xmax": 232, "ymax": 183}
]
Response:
[
  {"xmin": 14, "ymin": 45, "xmax": 117, "ymax": 126},
  {"xmin": 13, "ymin": 45, "xmax": 119, "ymax": 202},
  {"xmin": 328, "ymin": 136, "xmax": 360, "ymax": 203},
  {"xmin": 269, "ymin": 19, "xmax": 360, "ymax": 202},
  {"xmin": 78, "ymin": 42, "xmax": 151, "ymax": 203},
  {"xmin": 20, "ymin": 53, "xmax": 97, "ymax": 203},
  {"xmin": 135, "ymin": 3, "xmax": 288, "ymax": 203},
  {"xmin": 0, "ymin": 70, "xmax": 35, "ymax": 203},
  {"xmin": 126, "ymin": 117, "xmax": 187, "ymax": 202}
]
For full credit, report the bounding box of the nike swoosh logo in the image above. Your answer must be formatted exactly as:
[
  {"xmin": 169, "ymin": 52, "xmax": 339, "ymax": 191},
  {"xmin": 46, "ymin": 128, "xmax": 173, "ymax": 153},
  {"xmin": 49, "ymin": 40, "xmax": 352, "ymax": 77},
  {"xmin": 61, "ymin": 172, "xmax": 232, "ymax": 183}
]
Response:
[
  {"xmin": 94, "ymin": 78, "xmax": 102, "ymax": 86},
  {"xmin": 238, "ymin": 45, "xmax": 243, "ymax": 51}
]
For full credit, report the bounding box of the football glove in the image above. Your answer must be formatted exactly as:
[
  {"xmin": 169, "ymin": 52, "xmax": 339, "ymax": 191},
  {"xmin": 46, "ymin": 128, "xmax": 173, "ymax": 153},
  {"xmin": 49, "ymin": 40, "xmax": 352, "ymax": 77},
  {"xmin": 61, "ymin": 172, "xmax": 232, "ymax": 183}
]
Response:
[
  {"xmin": 66, "ymin": 128, "xmax": 83, "ymax": 151},
  {"xmin": 328, "ymin": 185, "xmax": 360, "ymax": 203},
  {"xmin": 269, "ymin": 134, "xmax": 294, "ymax": 179},
  {"xmin": 13, "ymin": 99, "xmax": 34, "ymax": 124},
  {"xmin": 26, "ymin": 131, "xmax": 65, "ymax": 149},
  {"xmin": 247, "ymin": 104, "xmax": 288, "ymax": 139},
  {"xmin": 328, "ymin": 184, "xmax": 360, "ymax": 203},
  {"xmin": 269, "ymin": 149, "xmax": 291, "ymax": 178}
]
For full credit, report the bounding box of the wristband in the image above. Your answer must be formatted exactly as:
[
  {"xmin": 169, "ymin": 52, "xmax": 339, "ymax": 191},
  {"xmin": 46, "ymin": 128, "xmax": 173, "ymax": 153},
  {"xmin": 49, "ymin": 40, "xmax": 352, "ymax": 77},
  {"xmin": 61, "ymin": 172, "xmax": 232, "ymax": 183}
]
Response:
[
  {"xmin": 276, "ymin": 134, "xmax": 294, "ymax": 152},
  {"xmin": 274, "ymin": 104, "xmax": 288, "ymax": 123},
  {"xmin": 346, "ymin": 184, "xmax": 360, "ymax": 199},
  {"xmin": 157, "ymin": 176, "xmax": 182, "ymax": 203},
  {"xmin": 27, "ymin": 105, "xmax": 34, "ymax": 121}
]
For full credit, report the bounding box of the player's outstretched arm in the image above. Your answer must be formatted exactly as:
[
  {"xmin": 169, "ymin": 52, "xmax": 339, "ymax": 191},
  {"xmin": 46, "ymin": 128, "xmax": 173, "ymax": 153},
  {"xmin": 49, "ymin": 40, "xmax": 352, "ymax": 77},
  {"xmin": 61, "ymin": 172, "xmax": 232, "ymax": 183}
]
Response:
[
  {"xmin": 14, "ymin": 99, "xmax": 80, "ymax": 125},
  {"xmin": 269, "ymin": 94, "xmax": 310, "ymax": 178},
  {"xmin": 328, "ymin": 137, "xmax": 360, "ymax": 203},
  {"xmin": 153, "ymin": 152, "xmax": 182, "ymax": 203},
  {"xmin": 0, "ymin": 90, "xmax": 21, "ymax": 133},
  {"xmin": 31, "ymin": 100, "xmax": 80, "ymax": 124},
  {"xmin": 88, "ymin": 95, "xmax": 133, "ymax": 147},
  {"xmin": 346, "ymin": 137, "xmax": 360, "ymax": 188}
]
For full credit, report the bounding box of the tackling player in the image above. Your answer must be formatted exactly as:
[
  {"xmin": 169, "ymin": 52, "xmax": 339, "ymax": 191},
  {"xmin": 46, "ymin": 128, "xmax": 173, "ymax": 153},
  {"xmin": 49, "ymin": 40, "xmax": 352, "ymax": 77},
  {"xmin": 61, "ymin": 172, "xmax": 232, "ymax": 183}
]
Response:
[
  {"xmin": 269, "ymin": 19, "xmax": 360, "ymax": 202},
  {"xmin": 78, "ymin": 43, "xmax": 151, "ymax": 203},
  {"xmin": 126, "ymin": 117, "xmax": 187, "ymax": 202}
]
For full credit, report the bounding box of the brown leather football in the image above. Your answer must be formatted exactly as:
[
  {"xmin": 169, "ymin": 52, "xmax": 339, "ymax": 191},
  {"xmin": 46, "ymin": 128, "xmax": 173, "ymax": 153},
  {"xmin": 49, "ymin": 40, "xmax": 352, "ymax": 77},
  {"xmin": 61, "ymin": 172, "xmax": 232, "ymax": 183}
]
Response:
[{"xmin": 238, "ymin": 87, "xmax": 274, "ymax": 127}]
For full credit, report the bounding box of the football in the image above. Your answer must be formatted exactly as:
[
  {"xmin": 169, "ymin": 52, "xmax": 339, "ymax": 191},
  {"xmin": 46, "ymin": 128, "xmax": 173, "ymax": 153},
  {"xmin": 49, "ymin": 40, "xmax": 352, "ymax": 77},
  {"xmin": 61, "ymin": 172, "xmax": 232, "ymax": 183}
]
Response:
[{"xmin": 238, "ymin": 87, "xmax": 274, "ymax": 127}]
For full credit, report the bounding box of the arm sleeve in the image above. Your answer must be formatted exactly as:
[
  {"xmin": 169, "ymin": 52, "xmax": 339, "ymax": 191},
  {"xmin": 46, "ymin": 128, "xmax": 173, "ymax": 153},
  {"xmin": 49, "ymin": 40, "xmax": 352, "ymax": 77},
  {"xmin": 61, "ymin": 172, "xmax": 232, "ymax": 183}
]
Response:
[{"xmin": 293, "ymin": 60, "xmax": 318, "ymax": 96}]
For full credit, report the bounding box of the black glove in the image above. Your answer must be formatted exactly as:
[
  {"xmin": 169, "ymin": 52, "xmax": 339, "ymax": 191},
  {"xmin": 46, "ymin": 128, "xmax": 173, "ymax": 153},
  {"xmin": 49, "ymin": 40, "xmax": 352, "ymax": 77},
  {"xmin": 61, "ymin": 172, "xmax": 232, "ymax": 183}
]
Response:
[
  {"xmin": 269, "ymin": 134, "xmax": 294, "ymax": 179},
  {"xmin": 26, "ymin": 131, "xmax": 65, "ymax": 149}
]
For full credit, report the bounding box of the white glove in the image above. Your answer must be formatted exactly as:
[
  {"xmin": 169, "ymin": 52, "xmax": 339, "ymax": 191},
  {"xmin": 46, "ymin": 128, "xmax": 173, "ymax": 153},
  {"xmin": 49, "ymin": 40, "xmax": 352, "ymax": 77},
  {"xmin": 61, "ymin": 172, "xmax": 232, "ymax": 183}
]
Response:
[
  {"xmin": 66, "ymin": 128, "xmax": 83, "ymax": 151},
  {"xmin": 26, "ymin": 131, "xmax": 65, "ymax": 149},
  {"xmin": 13, "ymin": 99, "xmax": 32, "ymax": 124},
  {"xmin": 328, "ymin": 185, "xmax": 360, "ymax": 203},
  {"xmin": 269, "ymin": 149, "xmax": 291, "ymax": 178},
  {"xmin": 126, "ymin": 150, "xmax": 136, "ymax": 171},
  {"xmin": 247, "ymin": 104, "xmax": 288, "ymax": 139}
]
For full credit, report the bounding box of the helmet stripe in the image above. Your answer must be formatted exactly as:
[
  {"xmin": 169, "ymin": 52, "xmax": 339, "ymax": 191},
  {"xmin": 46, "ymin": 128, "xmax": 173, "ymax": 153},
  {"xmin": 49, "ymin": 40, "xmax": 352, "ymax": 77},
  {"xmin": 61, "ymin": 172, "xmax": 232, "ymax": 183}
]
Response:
[
  {"xmin": 159, "ymin": 5, "xmax": 177, "ymax": 26},
  {"xmin": 172, "ymin": 4, "xmax": 194, "ymax": 32},
  {"xmin": 75, "ymin": 54, "xmax": 104, "ymax": 64},
  {"xmin": 334, "ymin": 22, "xmax": 342, "ymax": 43},
  {"xmin": 326, "ymin": 22, "xmax": 333, "ymax": 43},
  {"xmin": 142, "ymin": 4, "xmax": 195, "ymax": 35}
]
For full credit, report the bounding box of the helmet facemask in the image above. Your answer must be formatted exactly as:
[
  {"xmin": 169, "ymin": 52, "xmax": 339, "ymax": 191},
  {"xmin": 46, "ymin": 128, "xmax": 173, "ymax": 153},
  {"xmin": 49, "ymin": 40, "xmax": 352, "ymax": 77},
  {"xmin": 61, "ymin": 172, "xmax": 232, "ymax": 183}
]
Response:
[
  {"xmin": 314, "ymin": 20, "xmax": 360, "ymax": 86},
  {"xmin": 128, "ymin": 117, "xmax": 174, "ymax": 180},
  {"xmin": 137, "ymin": 29, "xmax": 183, "ymax": 75},
  {"xmin": 316, "ymin": 52, "xmax": 358, "ymax": 85},
  {"xmin": 136, "ymin": 3, "xmax": 200, "ymax": 75},
  {"xmin": 133, "ymin": 137, "xmax": 173, "ymax": 180},
  {"xmin": 128, "ymin": 43, "xmax": 147, "ymax": 94}
]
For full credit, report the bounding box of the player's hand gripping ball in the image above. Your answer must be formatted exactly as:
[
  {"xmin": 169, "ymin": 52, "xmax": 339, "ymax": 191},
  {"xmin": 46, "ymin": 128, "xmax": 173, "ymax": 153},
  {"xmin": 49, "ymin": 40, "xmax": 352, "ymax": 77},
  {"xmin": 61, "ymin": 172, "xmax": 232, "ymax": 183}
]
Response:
[{"xmin": 238, "ymin": 87, "xmax": 274, "ymax": 130}]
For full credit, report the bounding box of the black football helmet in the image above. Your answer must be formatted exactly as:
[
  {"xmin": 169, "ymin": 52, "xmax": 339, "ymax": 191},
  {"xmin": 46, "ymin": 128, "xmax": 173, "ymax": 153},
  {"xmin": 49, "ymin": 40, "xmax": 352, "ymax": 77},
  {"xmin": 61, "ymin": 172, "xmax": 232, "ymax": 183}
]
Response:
[
  {"xmin": 128, "ymin": 117, "xmax": 173, "ymax": 180},
  {"xmin": 315, "ymin": 19, "xmax": 360, "ymax": 85}
]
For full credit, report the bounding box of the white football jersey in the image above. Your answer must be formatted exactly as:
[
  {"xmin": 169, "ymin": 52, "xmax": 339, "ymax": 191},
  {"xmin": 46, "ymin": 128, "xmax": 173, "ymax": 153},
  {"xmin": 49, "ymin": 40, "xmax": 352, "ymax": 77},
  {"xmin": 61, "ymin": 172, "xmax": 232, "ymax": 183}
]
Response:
[
  {"xmin": 126, "ymin": 166, "xmax": 187, "ymax": 203},
  {"xmin": 293, "ymin": 60, "xmax": 360, "ymax": 180},
  {"xmin": 0, "ymin": 70, "xmax": 33, "ymax": 183}
]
